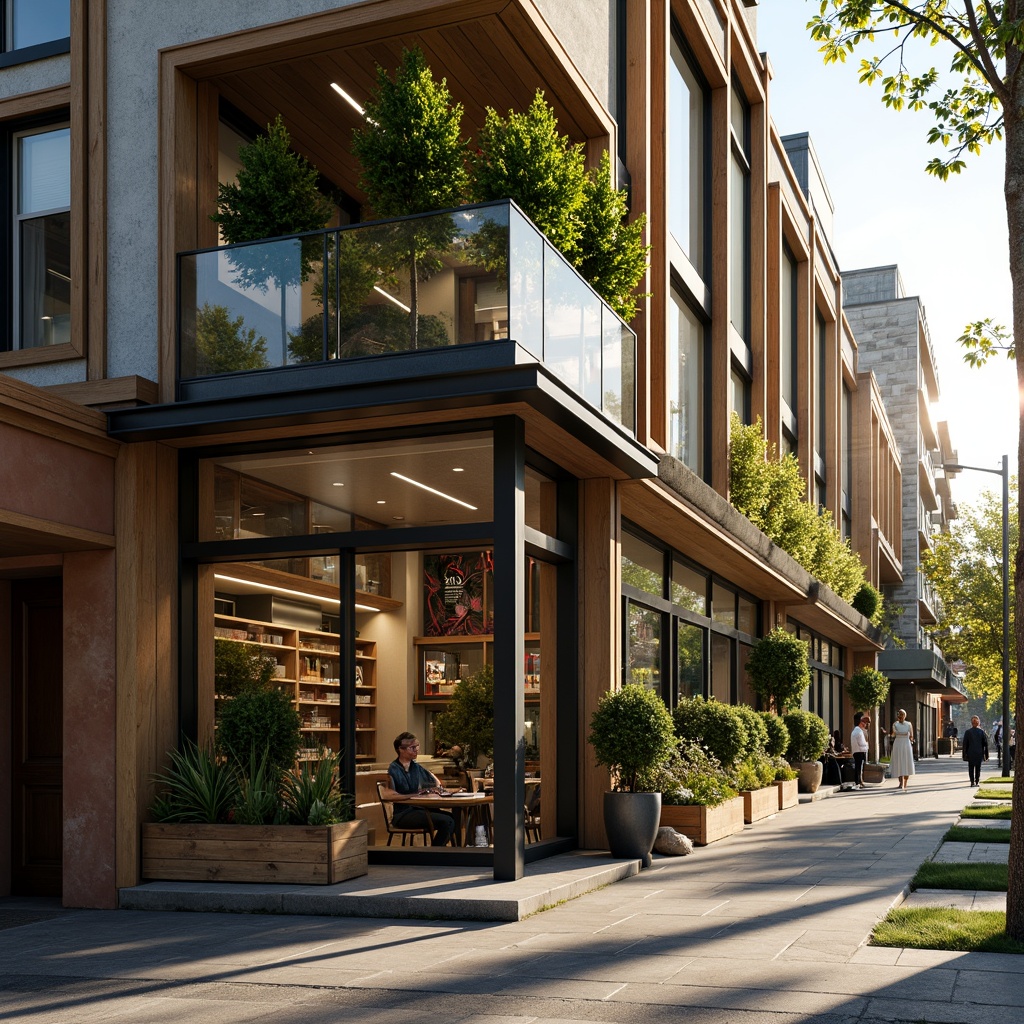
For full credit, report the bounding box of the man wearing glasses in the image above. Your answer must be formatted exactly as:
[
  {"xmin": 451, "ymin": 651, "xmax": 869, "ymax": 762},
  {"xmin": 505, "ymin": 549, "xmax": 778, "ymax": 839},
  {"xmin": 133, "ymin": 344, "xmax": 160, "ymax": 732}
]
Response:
[{"xmin": 381, "ymin": 732, "xmax": 455, "ymax": 845}]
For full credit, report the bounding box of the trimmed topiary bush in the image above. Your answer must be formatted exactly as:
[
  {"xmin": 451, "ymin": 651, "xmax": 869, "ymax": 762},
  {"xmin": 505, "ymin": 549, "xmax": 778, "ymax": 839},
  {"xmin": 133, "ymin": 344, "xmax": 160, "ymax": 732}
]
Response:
[
  {"xmin": 673, "ymin": 695, "xmax": 748, "ymax": 771},
  {"xmin": 760, "ymin": 712, "xmax": 790, "ymax": 758},
  {"xmin": 733, "ymin": 703, "xmax": 769, "ymax": 758},
  {"xmin": 846, "ymin": 666, "xmax": 891, "ymax": 712},
  {"xmin": 746, "ymin": 628, "xmax": 811, "ymax": 713},
  {"xmin": 852, "ymin": 581, "xmax": 881, "ymax": 620},
  {"xmin": 217, "ymin": 685, "xmax": 302, "ymax": 773},
  {"xmin": 782, "ymin": 709, "xmax": 830, "ymax": 763},
  {"xmin": 588, "ymin": 683, "xmax": 675, "ymax": 792}
]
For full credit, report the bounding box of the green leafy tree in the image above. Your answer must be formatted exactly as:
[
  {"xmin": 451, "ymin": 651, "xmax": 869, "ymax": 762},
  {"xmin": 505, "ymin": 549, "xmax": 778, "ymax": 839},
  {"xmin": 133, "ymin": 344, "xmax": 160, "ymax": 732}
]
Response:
[
  {"xmin": 746, "ymin": 628, "xmax": 812, "ymax": 714},
  {"xmin": 807, "ymin": 0, "xmax": 1024, "ymax": 940},
  {"xmin": 216, "ymin": 686, "xmax": 302, "ymax": 774},
  {"xmin": 352, "ymin": 46, "xmax": 467, "ymax": 349},
  {"xmin": 433, "ymin": 665, "xmax": 495, "ymax": 766},
  {"xmin": 194, "ymin": 303, "xmax": 269, "ymax": 376},
  {"xmin": 923, "ymin": 484, "xmax": 1018, "ymax": 709},
  {"xmin": 472, "ymin": 90, "xmax": 587, "ymax": 261},
  {"xmin": 846, "ymin": 666, "xmax": 892, "ymax": 713},
  {"xmin": 576, "ymin": 151, "xmax": 650, "ymax": 321},
  {"xmin": 588, "ymin": 683, "xmax": 675, "ymax": 792},
  {"xmin": 729, "ymin": 414, "xmax": 866, "ymax": 600}
]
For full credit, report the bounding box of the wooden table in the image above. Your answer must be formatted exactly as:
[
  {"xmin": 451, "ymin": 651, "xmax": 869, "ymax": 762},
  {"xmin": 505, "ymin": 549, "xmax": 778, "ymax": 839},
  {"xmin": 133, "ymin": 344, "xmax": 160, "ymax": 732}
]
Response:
[{"xmin": 403, "ymin": 793, "xmax": 493, "ymax": 846}]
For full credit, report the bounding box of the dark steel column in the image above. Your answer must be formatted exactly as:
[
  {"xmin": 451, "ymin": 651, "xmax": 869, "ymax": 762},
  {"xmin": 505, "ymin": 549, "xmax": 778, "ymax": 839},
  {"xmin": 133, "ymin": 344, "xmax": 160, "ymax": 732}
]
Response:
[{"xmin": 338, "ymin": 549, "xmax": 357, "ymax": 800}]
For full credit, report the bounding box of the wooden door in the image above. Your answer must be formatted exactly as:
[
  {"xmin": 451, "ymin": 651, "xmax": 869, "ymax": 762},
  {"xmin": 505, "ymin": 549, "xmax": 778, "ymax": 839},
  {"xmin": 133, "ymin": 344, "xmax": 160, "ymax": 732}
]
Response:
[{"xmin": 10, "ymin": 577, "xmax": 63, "ymax": 896}]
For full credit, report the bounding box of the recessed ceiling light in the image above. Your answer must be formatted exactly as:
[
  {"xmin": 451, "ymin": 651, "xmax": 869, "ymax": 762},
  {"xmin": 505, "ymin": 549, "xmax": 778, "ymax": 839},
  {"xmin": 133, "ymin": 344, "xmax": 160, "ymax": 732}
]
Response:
[
  {"xmin": 452, "ymin": 467, "xmax": 464, "ymax": 472},
  {"xmin": 332, "ymin": 481, "xmax": 344, "ymax": 487},
  {"xmin": 392, "ymin": 515, "xmax": 405, "ymax": 521},
  {"xmin": 377, "ymin": 500, "xmax": 386, "ymax": 505},
  {"xmin": 390, "ymin": 471, "xmax": 478, "ymax": 510}
]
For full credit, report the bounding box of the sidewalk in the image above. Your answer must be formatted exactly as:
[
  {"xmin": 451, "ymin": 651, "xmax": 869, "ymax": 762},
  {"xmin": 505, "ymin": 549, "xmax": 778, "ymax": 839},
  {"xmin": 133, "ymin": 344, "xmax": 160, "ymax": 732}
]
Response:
[{"xmin": 0, "ymin": 757, "xmax": 1019, "ymax": 1024}]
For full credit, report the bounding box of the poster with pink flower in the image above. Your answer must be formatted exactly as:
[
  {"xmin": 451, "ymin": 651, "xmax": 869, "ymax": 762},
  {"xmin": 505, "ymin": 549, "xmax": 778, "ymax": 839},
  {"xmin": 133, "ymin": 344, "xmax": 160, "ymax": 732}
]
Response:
[{"xmin": 424, "ymin": 551, "xmax": 493, "ymax": 635}]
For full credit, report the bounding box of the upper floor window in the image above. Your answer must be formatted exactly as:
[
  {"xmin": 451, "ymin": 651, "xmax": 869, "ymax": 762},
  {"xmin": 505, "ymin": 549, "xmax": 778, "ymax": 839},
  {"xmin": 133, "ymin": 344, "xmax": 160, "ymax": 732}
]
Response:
[
  {"xmin": 2, "ymin": 0, "xmax": 69, "ymax": 59},
  {"xmin": 780, "ymin": 243, "xmax": 798, "ymax": 429},
  {"xmin": 10, "ymin": 123, "xmax": 71, "ymax": 349},
  {"xmin": 668, "ymin": 285, "xmax": 705, "ymax": 476},
  {"xmin": 668, "ymin": 31, "xmax": 708, "ymax": 277},
  {"xmin": 841, "ymin": 383, "xmax": 852, "ymax": 539},
  {"xmin": 814, "ymin": 309, "xmax": 827, "ymax": 507},
  {"xmin": 729, "ymin": 80, "xmax": 751, "ymax": 342}
]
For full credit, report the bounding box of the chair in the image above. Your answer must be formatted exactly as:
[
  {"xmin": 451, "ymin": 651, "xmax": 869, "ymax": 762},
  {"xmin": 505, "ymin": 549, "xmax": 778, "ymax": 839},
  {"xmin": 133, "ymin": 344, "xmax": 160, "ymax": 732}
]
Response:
[
  {"xmin": 524, "ymin": 783, "xmax": 541, "ymax": 843},
  {"xmin": 376, "ymin": 781, "xmax": 433, "ymax": 846}
]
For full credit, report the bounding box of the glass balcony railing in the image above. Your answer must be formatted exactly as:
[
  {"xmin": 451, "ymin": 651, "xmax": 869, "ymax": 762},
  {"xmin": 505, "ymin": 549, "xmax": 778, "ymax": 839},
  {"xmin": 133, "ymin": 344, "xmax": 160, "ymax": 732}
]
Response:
[{"xmin": 177, "ymin": 200, "xmax": 636, "ymax": 434}]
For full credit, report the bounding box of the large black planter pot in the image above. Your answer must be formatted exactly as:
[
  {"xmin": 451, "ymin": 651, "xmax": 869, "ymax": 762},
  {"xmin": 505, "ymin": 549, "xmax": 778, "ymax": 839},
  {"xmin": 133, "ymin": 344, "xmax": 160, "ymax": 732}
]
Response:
[{"xmin": 603, "ymin": 791, "xmax": 662, "ymax": 868}]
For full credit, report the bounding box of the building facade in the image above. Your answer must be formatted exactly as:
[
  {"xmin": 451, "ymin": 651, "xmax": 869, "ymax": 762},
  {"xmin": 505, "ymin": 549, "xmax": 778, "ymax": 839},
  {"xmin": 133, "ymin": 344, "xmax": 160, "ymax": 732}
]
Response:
[
  {"xmin": 842, "ymin": 265, "xmax": 967, "ymax": 755},
  {"xmin": 2, "ymin": 0, "xmax": 947, "ymax": 908}
]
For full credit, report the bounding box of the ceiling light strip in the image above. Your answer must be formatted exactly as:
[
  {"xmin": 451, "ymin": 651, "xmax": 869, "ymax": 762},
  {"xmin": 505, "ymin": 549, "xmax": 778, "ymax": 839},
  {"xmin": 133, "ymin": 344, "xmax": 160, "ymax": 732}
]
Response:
[
  {"xmin": 214, "ymin": 573, "xmax": 380, "ymax": 613},
  {"xmin": 389, "ymin": 471, "xmax": 478, "ymax": 510}
]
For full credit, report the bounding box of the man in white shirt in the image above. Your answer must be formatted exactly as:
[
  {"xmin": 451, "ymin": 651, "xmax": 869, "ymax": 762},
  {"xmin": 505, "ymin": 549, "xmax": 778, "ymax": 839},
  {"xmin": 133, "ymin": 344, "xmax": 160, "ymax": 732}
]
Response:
[{"xmin": 850, "ymin": 714, "xmax": 870, "ymax": 790}]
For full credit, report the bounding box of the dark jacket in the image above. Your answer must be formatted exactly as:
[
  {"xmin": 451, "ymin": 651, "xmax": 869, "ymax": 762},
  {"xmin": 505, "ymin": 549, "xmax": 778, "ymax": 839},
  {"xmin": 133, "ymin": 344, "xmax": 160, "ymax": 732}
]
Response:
[{"xmin": 961, "ymin": 726, "xmax": 989, "ymax": 762}]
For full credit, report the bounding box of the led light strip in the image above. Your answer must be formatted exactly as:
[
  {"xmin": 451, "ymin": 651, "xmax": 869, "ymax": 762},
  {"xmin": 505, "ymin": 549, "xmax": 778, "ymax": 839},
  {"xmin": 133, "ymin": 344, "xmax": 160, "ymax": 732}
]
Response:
[{"xmin": 214, "ymin": 573, "xmax": 379, "ymax": 612}]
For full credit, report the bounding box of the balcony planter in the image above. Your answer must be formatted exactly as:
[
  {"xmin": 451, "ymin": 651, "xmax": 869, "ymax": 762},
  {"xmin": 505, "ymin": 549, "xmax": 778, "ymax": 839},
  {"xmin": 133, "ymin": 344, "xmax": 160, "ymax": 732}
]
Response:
[
  {"xmin": 141, "ymin": 819, "xmax": 368, "ymax": 885},
  {"xmin": 740, "ymin": 786, "xmax": 778, "ymax": 824},
  {"xmin": 774, "ymin": 778, "xmax": 798, "ymax": 810},
  {"xmin": 660, "ymin": 796, "xmax": 744, "ymax": 846}
]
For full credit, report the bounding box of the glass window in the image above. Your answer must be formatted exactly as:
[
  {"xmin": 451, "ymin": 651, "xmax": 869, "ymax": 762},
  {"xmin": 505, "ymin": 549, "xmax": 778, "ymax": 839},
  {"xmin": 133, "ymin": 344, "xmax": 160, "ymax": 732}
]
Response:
[
  {"xmin": 668, "ymin": 287, "xmax": 704, "ymax": 475},
  {"xmin": 677, "ymin": 622, "xmax": 704, "ymax": 699},
  {"xmin": 7, "ymin": 0, "xmax": 69, "ymax": 51},
  {"xmin": 710, "ymin": 632, "xmax": 731, "ymax": 702},
  {"xmin": 622, "ymin": 531, "xmax": 664, "ymax": 598},
  {"xmin": 737, "ymin": 595, "xmax": 757, "ymax": 636},
  {"xmin": 671, "ymin": 559, "xmax": 707, "ymax": 615},
  {"xmin": 781, "ymin": 243, "xmax": 797, "ymax": 421},
  {"xmin": 14, "ymin": 125, "xmax": 70, "ymax": 348},
  {"xmin": 711, "ymin": 581, "xmax": 735, "ymax": 629},
  {"xmin": 731, "ymin": 365, "xmax": 750, "ymax": 425},
  {"xmin": 736, "ymin": 641, "xmax": 755, "ymax": 708},
  {"xmin": 729, "ymin": 82, "xmax": 750, "ymax": 342},
  {"xmin": 816, "ymin": 310, "xmax": 827, "ymax": 458},
  {"xmin": 627, "ymin": 600, "xmax": 661, "ymax": 690},
  {"xmin": 668, "ymin": 33, "xmax": 707, "ymax": 276}
]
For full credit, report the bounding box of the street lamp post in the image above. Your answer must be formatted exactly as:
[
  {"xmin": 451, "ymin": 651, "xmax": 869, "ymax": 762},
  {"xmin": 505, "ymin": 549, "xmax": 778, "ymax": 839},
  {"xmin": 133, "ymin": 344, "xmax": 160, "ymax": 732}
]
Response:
[{"xmin": 944, "ymin": 456, "xmax": 1010, "ymax": 771}]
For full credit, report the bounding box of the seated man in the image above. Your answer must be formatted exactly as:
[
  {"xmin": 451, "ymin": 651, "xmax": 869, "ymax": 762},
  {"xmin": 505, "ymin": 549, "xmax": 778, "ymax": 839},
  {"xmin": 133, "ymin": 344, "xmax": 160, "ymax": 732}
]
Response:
[{"xmin": 381, "ymin": 732, "xmax": 455, "ymax": 846}]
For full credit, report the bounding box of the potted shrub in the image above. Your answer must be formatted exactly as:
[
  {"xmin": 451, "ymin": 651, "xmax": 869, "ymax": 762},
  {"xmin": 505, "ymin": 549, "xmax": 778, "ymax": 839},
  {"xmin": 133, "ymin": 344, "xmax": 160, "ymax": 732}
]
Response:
[
  {"xmin": 588, "ymin": 684, "xmax": 675, "ymax": 867},
  {"xmin": 652, "ymin": 742, "xmax": 743, "ymax": 846},
  {"xmin": 432, "ymin": 665, "xmax": 494, "ymax": 769},
  {"xmin": 729, "ymin": 705, "xmax": 777, "ymax": 823},
  {"xmin": 143, "ymin": 744, "xmax": 366, "ymax": 885},
  {"xmin": 783, "ymin": 709, "xmax": 831, "ymax": 793},
  {"xmin": 746, "ymin": 628, "xmax": 811, "ymax": 714},
  {"xmin": 672, "ymin": 695, "xmax": 748, "ymax": 773}
]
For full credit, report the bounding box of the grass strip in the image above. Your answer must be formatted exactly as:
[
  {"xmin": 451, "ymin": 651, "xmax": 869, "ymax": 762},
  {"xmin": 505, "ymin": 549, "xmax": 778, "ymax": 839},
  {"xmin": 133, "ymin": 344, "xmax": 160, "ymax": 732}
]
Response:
[
  {"xmin": 912, "ymin": 862, "xmax": 1008, "ymax": 891},
  {"xmin": 945, "ymin": 824, "xmax": 1012, "ymax": 844},
  {"xmin": 983, "ymin": 776, "xmax": 1013, "ymax": 784},
  {"xmin": 871, "ymin": 908, "xmax": 1024, "ymax": 953},
  {"xmin": 976, "ymin": 788, "xmax": 1013, "ymax": 801},
  {"xmin": 961, "ymin": 805, "xmax": 1013, "ymax": 820}
]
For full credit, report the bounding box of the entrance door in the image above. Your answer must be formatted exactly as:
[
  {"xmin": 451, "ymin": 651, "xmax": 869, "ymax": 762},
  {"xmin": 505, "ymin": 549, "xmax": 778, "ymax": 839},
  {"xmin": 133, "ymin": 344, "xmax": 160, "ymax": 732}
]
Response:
[{"xmin": 10, "ymin": 577, "xmax": 63, "ymax": 896}]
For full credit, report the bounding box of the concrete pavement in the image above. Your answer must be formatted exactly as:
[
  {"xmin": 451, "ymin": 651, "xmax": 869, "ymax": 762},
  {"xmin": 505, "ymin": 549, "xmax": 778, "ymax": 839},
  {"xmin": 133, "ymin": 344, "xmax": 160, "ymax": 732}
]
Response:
[{"xmin": 1, "ymin": 756, "xmax": 1020, "ymax": 1024}]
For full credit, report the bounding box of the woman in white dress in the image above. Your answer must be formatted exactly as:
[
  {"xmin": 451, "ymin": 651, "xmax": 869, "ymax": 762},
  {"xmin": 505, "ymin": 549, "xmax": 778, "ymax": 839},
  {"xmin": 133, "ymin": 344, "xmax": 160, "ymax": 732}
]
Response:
[{"xmin": 889, "ymin": 708, "xmax": 915, "ymax": 791}]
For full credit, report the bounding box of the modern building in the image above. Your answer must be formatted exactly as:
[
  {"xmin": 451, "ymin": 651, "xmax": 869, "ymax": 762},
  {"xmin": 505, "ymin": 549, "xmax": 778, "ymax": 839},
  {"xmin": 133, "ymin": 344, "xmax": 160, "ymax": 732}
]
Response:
[
  {"xmin": 842, "ymin": 265, "xmax": 968, "ymax": 754},
  {"xmin": 4, "ymin": 0, "xmax": 915, "ymax": 908}
]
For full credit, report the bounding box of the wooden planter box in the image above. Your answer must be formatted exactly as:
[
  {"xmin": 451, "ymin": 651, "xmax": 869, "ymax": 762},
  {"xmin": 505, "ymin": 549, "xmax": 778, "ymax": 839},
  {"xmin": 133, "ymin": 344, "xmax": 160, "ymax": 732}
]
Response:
[
  {"xmin": 141, "ymin": 819, "xmax": 368, "ymax": 885},
  {"xmin": 774, "ymin": 778, "xmax": 798, "ymax": 810},
  {"xmin": 660, "ymin": 796, "xmax": 744, "ymax": 846},
  {"xmin": 741, "ymin": 786, "xmax": 778, "ymax": 824}
]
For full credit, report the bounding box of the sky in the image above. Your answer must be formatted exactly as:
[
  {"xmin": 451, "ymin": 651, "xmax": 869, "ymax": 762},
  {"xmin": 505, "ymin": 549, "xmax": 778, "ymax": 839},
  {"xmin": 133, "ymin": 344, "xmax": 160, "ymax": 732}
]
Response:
[{"xmin": 757, "ymin": 2, "xmax": 1017, "ymax": 510}]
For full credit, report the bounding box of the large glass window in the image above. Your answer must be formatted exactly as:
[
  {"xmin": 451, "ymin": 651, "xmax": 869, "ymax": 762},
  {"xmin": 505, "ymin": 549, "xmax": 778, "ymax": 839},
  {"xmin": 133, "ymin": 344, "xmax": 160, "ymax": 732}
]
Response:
[
  {"xmin": 4, "ymin": 0, "xmax": 69, "ymax": 52},
  {"xmin": 815, "ymin": 310, "xmax": 827, "ymax": 508},
  {"xmin": 780, "ymin": 243, "xmax": 798, "ymax": 432},
  {"xmin": 627, "ymin": 600, "xmax": 661, "ymax": 690},
  {"xmin": 668, "ymin": 32, "xmax": 707, "ymax": 276},
  {"xmin": 729, "ymin": 82, "xmax": 751, "ymax": 342},
  {"xmin": 668, "ymin": 286, "xmax": 705, "ymax": 475},
  {"xmin": 13, "ymin": 124, "xmax": 70, "ymax": 348},
  {"xmin": 841, "ymin": 383, "xmax": 852, "ymax": 540}
]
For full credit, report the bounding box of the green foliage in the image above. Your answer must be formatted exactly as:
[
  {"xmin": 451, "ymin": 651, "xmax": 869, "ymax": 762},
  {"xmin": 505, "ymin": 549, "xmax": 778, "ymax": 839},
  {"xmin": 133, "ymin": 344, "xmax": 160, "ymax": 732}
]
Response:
[
  {"xmin": 846, "ymin": 666, "xmax": 891, "ymax": 712},
  {"xmin": 214, "ymin": 639, "xmax": 276, "ymax": 698},
  {"xmin": 672, "ymin": 695, "xmax": 748, "ymax": 770},
  {"xmin": 746, "ymin": 628, "xmax": 812, "ymax": 714},
  {"xmin": 759, "ymin": 711, "xmax": 790, "ymax": 758},
  {"xmin": 647, "ymin": 741, "xmax": 737, "ymax": 807},
  {"xmin": 852, "ymin": 581, "xmax": 880, "ymax": 620},
  {"xmin": 957, "ymin": 318, "xmax": 1014, "ymax": 366},
  {"xmin": 912, "ymin": 862, "xmax": 1008, "ymax": 892},
  {"xmin": 232, "ymin": 744, "xmax": 285, "ymax": 825},
  {"xmin": 782, "ymin": 709, "xmax": 830, "ymax": 763},
  {"xmin": 282, "ymin": 751, "xmax": 353, "ymax": 826},
  {"xmin": 732, "ymin": 702, "xmax": 769, "ymax": 758},
  {"xmin": 772, "ymin": 756, "xmax": 797, "ymax": 782},
  {"xmin": 193, "ymin": 303, "xmax": 268, "ymax": 376},
  {"xmin": 576, "ymin": 151, "xmax": 650, "ymax": 321},
  {"xmin": 473, "ymin": 90, "xmax": 586, "ymax": 260},
  {"xmin": 212, "ymin": 114, "xmax": 333, "ymax": 244},
  {"xmin": 353, "ymin": 46, "xmax": 468, "ymax": 219},
  {"xmin": 433, "ymin": 665, "xmax": 495, "ymax": 765},
  {"xmin": 149, "ymin": 739, "xmax": 239, "ymax": 824},
  {"xmin": 945, "ymin": 825, "xmax": 1012, "ymax": 844},
  {"xmin": 588, "ymin": 683, "xmax": 675, "ymax": 792},
  {"xmin": 729, "ymin": 415, "xmax": 866, "ymax": 601},
  {"xmin": 734, "ymin": 751, "xmax": 776, "ymax": 791},
  {"xmin": 962, "ymin": 804, "xmax": 1012, "ymax": 819},
  {"xmin": 217, "ymin": 685, "xmax": 302, "ymax": 773},
  {"xmin": 922, "ymin": 483, "xmax": 1019, "ymax": 708}
]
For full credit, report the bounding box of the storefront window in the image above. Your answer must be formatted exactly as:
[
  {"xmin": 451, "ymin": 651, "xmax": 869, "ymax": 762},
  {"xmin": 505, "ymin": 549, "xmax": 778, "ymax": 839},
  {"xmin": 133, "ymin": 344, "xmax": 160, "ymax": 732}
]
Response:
[
  {"xmin": 627, "ymin": 600, "xmax": 661, "ymax": 690},
  {"xmin": 622, "ymin": 531, "xmax": 664, "ymax": 598},
  {"xmin": 671, "ymin": 559, "xmax": 706, "ymax": 614},
  {"xmin": 677, "ymin": 622, "xmax": 704, "ymax": 699}
]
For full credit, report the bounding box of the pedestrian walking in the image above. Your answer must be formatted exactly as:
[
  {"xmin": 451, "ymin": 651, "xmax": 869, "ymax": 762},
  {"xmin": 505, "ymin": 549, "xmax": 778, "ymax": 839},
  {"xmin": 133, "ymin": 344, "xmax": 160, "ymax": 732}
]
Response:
[
  {"xmin": 960, "ymin": 715, "xmax": 989, "ymax": 786},
  {"xmin": 888, "ymin": 709, "xmax": 915, "ymax": 791},
  {"xmin": 850, "ymin": 713, "xmax": 869, "ymax": 790}
]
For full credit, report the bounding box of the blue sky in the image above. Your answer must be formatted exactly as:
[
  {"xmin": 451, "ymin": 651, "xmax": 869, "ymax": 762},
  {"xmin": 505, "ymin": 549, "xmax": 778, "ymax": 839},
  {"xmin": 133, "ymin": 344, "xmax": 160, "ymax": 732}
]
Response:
[{"xmin": 757, "ymin": 2, "xmax": 1016, "ymax": 509}]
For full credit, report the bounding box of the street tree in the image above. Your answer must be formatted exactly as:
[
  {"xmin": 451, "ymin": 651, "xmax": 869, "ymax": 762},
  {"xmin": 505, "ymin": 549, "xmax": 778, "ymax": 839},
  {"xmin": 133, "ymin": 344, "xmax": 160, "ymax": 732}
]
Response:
[
  {"xmin": 807, "ymin": 0, "xmax": 1024, "ymax": 938},
  {"xmin": 923, "ymin": 484, "xmax": 1019, "ymax": 708}
]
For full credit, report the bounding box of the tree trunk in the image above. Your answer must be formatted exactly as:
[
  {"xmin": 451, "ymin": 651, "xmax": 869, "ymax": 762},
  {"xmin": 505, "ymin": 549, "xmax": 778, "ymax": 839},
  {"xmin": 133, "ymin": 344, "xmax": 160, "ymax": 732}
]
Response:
[{"xmin": 1004, "ymin": 83, "xmax": 1024, "ymax": 940}]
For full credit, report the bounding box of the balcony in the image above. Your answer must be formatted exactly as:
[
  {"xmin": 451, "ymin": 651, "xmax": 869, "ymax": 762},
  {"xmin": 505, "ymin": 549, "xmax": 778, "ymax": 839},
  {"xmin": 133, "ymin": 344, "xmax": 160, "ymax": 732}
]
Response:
[{"xmin": 177, "ymin": 201, "xmax": 635, "ymax": 434}]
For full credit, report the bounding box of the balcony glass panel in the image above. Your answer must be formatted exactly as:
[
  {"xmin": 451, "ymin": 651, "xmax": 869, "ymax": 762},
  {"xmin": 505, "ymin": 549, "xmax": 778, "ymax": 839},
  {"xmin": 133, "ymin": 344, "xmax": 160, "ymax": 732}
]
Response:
[{"xmin": 179, "ymin": 201, "xmax": 635, "ymax": 433}]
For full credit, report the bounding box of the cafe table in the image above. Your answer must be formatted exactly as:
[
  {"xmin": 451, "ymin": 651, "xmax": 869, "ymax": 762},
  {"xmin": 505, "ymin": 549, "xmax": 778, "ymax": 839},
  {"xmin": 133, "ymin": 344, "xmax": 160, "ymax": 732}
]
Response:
[{"xmin": 403, "ymin": 792, "xmax": 493, "ymax": 846}]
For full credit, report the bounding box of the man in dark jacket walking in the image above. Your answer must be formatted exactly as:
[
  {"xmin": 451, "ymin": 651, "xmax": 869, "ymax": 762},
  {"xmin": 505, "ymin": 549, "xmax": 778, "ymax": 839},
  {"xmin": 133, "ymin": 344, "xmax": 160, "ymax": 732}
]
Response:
[{"xmin": 961, "ymin": 716, "xmax": 989, "ymax": 786}]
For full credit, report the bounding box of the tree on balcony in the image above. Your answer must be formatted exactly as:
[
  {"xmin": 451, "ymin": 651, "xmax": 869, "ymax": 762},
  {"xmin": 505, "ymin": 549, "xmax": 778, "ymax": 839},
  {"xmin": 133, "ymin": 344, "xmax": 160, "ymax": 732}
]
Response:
[{"xmin": 352, "ymin": 47, "xmax": 467, "ymax": 350}]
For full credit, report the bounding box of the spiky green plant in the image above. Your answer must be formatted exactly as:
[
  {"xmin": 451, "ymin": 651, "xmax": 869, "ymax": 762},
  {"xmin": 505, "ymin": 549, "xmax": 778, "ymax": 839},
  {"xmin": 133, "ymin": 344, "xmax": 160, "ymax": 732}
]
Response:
[
  {"xmin": 282, "ymin": 750, "xmax": 353, "ymax": 825},
  {"xmin": 149, "ymin": 739, "xmax": 238, "ymax": 824}
]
